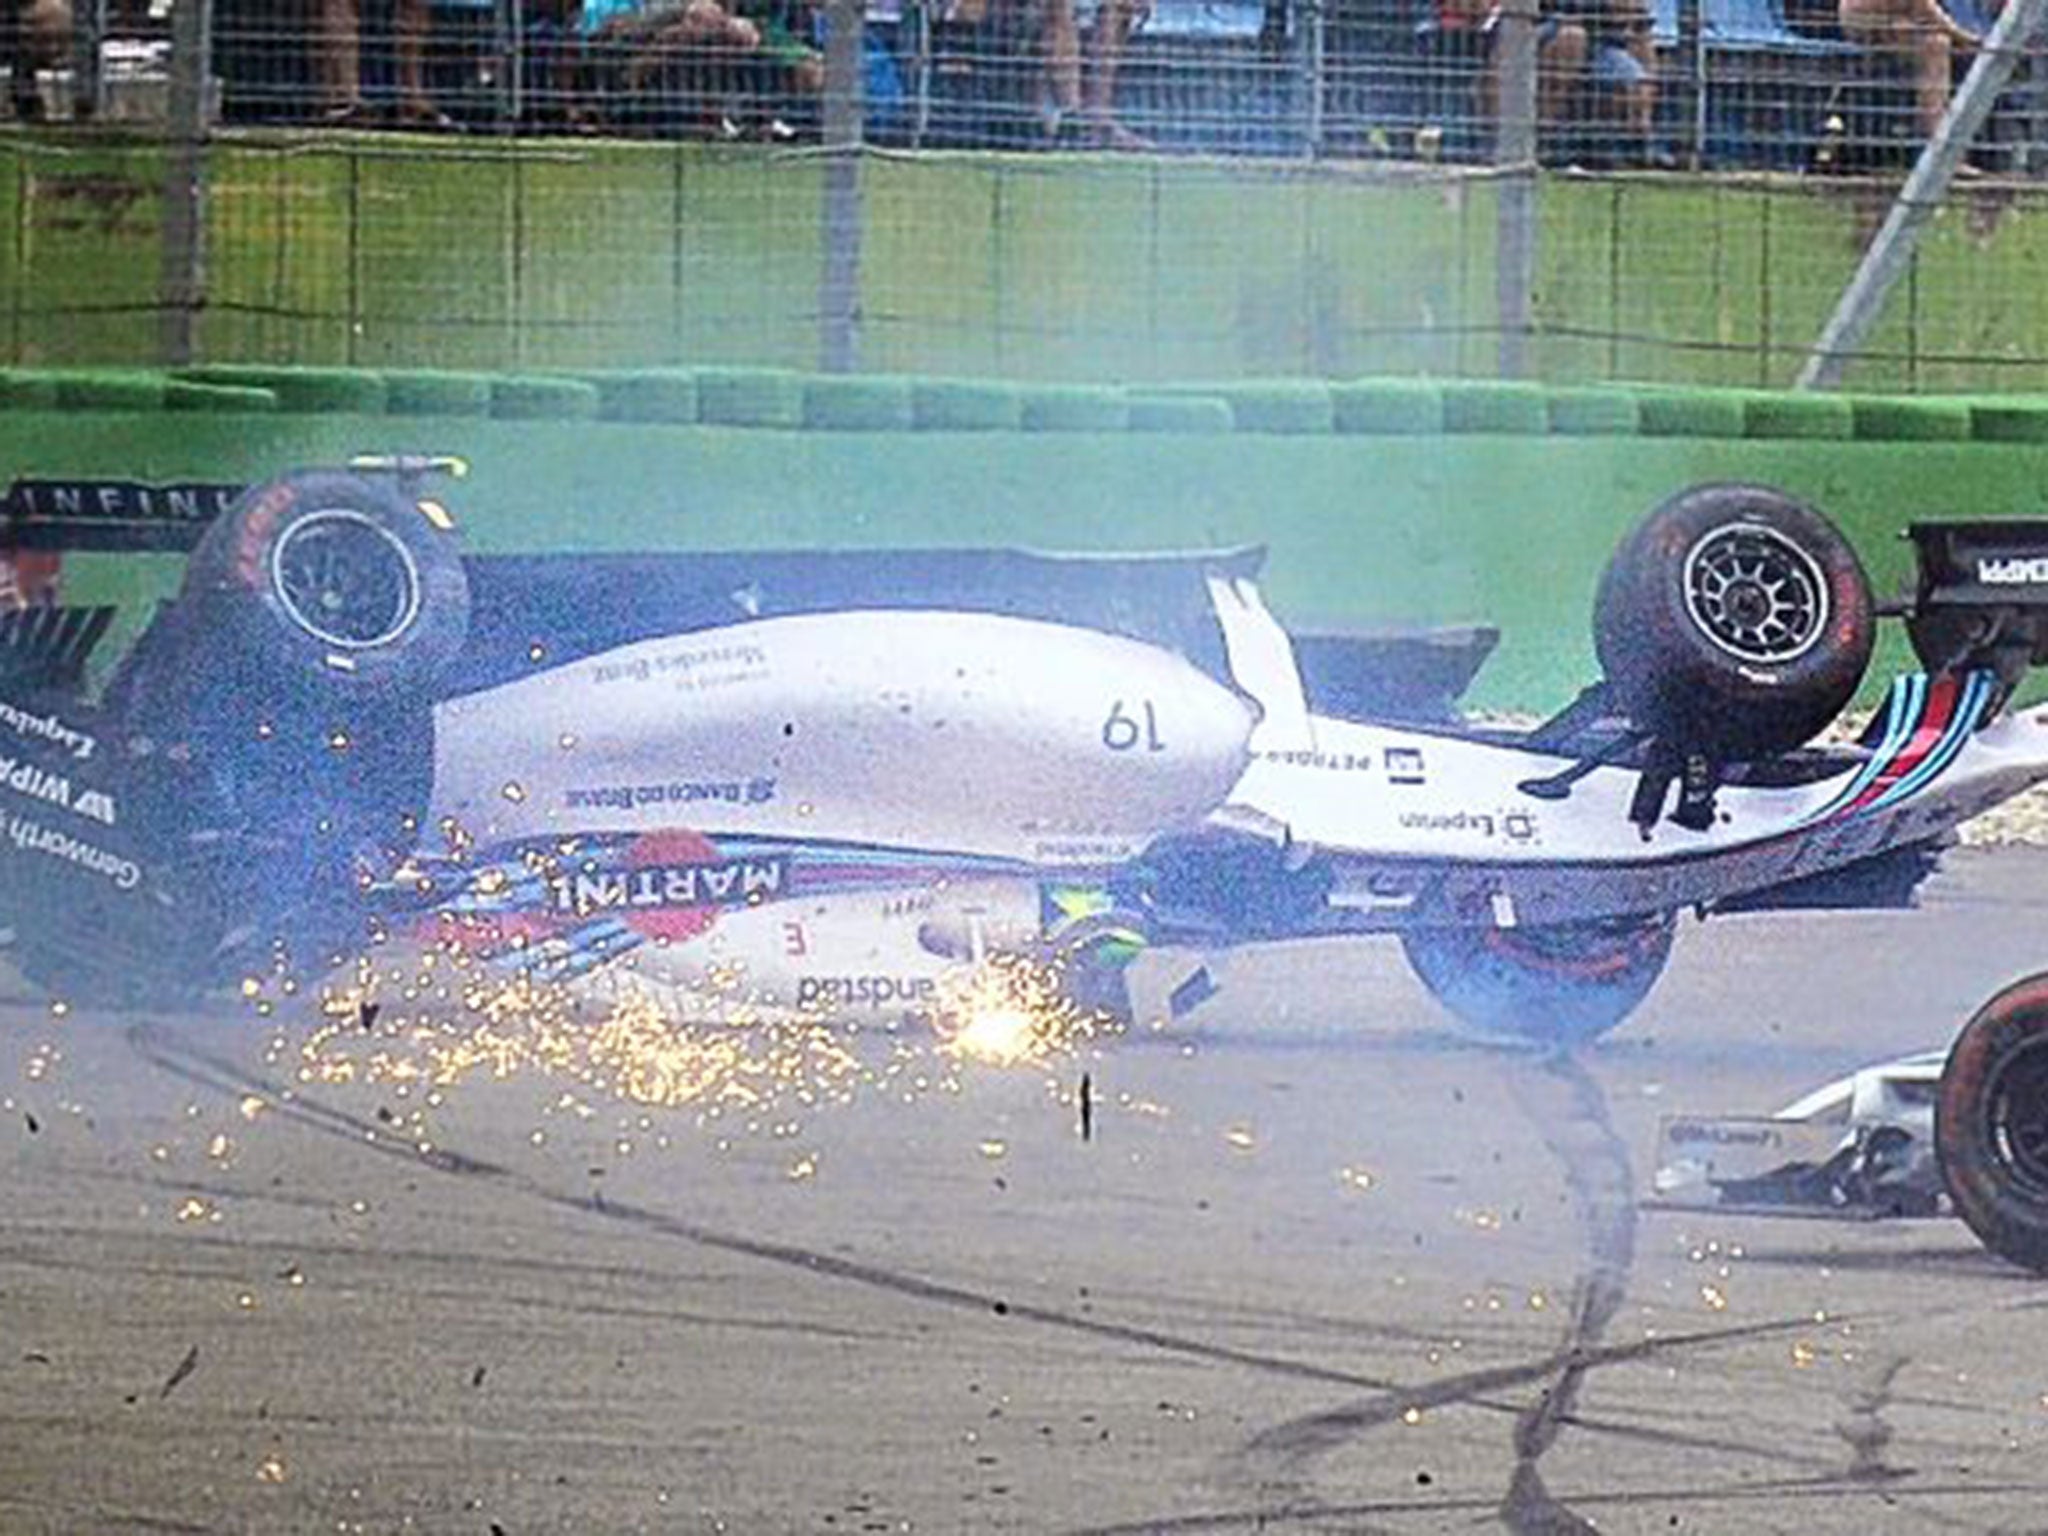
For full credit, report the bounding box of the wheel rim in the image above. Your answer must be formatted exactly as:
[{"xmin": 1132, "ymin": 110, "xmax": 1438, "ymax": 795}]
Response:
[
  {"xmin": 1681, "ymin": 523, "xmax": 1829, "ymax": 665},
  {"xmin": 1986, "ymin": 1034, "xmax": 2048, "ymax": 1200},
  {"xmin": 270, "ymin": 509, "xmax": 421, "ymax": 650}
]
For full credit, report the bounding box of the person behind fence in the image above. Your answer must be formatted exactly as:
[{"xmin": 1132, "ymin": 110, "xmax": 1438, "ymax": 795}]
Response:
[
  {"xmin": 1837, "ymin": 0, "xmax": 1985, "ymax": 142},
  {"xmin": 1036, "ymin": 0, "xmax": 1149, "ymax": 147},
  {"xmin": 1573, "ymin": 0, "xmax": 1664, "ymax": 164},
  {"xmin": 0, "ymin": 0, "xmax": 68, "ymax": 121},
  {"xmin": 317, "ymin": 0, "xmax": 455, "ymax": 126},
  {"xmin": 1480, "ymin": 0, "xmax": 1588, "ymax": 151},
  {"xmin": 1481, "ymin": 0, "xmax": 1662, "ymax": 164},
  {"xmin": 582, "ymin": 0, "xmax": 822, "ymax": 137}
]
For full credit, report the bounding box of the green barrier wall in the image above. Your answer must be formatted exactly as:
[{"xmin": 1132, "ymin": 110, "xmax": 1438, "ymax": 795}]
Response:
[
  {"xmin": 9, "ymin": 369, "xmax": 2048, "ymax": 711},
  {"xmin": 10, "ymin": 137, "xmax": 2048, "ymax": 389}
]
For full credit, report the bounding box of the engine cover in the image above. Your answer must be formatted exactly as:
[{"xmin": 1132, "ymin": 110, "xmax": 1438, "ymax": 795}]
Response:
[{"xmin": 428, "ymin": 610, "xmax": 1257, "ymax": 867}]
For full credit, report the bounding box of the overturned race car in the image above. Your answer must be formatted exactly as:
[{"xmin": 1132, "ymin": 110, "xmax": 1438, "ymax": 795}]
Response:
[{"xmin": 5, "ymin": 460, "xmax": 2048, "ymax": 1044}]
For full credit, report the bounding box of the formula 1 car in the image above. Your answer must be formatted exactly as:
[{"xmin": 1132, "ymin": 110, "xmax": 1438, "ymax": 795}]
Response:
[
  {"xmin": 1650, "ymin": 974, "xmax": 2048, "ymax": 1275},
  {"xmin": 5, "ymin": 459, "xmax": 2048, "ymax": 1042}
]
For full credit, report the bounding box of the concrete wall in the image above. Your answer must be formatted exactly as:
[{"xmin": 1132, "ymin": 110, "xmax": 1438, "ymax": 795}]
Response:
[
  {"xmin": 8, "ymin": 368, "xmax": 2048, "ymax": 709},
  {"xmin": 8, "ymin": 138, "xmax": 2048, "ymax": 388}
]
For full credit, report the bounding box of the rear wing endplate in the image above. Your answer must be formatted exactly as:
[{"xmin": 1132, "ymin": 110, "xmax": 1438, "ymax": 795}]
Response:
[
  {"xmin": 1899, "ymin": 520, "xmax": 2048, "ymax": 680},
  {"xmin": 1906, "ymin": 520, "xmax": 2048, "ymax": 611}
]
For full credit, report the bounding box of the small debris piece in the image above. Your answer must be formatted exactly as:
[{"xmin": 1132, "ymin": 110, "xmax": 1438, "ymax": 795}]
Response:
[
  {"xmin": 1078, "ymin": 1073, "xmax": 1093, "ymax": 1142},
  {"xmin": 160, "ymin": 1345, "xmax": 200, "ymax": 1400}
]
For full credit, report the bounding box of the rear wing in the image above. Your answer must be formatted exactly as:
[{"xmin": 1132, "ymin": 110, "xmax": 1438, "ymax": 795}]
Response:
[
  {"xmin": 1897, "ymin": 520, "xmax": 2048, "ymax": 684},
  {"xmin": 0, "ymin": 605, "xmax": 117, "ymax": 689}
]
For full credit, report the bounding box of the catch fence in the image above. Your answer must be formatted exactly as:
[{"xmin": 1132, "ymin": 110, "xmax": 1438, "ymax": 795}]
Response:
[{"xmin": 3, "ymin": 0, "xmax": 2048, "ymax": 386}]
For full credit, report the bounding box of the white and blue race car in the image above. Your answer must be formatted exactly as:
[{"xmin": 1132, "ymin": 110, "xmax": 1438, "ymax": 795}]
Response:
[{"xmin": 3, "ymin": 458, "xmax": 2048, "ymax": 1044}]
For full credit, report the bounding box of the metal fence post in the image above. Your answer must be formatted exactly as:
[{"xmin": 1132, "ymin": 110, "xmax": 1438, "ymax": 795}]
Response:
[
  {"xmin": 71, "ymin": 0, "xmax": 105, "ymax": 120},
  {"xmin": 1679, "ymin": 0, "xmax": 1704, "ymax": 169},
  {"xmin": 820, "ymin": 0, "xmax": 866, "ymax": 374},
  {"xmin": 1301, "ymin": 0, "xmax": 1325, "ymax": 159},
  {"xmin": 159, "ymin": 0, "xmax": 211, "ymax": 366},
  {"xmin": 909, "ymin": 0, "xmax": 932, "ymax": 149},
  {"xmin": 1493, "ymin": 0, "xmax": 1538, "ymax": 378}
]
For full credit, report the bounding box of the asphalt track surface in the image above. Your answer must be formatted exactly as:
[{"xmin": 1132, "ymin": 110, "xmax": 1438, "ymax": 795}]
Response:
[{"xmin": 9, "ymin": 852, "xmax": 2048, "ymax": 1535}]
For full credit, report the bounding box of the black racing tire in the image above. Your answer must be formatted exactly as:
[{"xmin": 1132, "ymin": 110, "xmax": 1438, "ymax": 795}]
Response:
[
  {"xmin": 1401, "ymin": 912, "xmax": 1676, "ymax": 1046},
  {"xmin": 181, "ymin": 469, "xmax": 469, "ymax": 698},
  {"xmin": 1935, "ymin": 973, "xmax": 2048, "ymax": 1274},
  {"xmin": 1595, "ymin": 484, "xmax": 1874, "ymax": 759}
]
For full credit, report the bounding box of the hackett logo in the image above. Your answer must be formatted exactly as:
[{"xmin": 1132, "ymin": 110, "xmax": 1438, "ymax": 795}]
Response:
[{"xmin": 1977, "ymin": 555, "xmax": 2048, "ymax": 585}]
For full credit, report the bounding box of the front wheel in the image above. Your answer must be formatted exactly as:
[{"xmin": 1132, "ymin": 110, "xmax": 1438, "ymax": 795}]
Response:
[
  {"xmin": 1936, "ymin": 974, "xmax": 2048, "ymax": 1274},
  {"xmin": 1401, "ymin": 912, "xmax": 1676, "ymax": 1046},
  {"xmin": 1595, "ymin": 484, "xmax": 1874, "ymax": 760}
]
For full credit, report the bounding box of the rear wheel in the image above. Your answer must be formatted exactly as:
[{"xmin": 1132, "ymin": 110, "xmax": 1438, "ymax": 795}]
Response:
[
  {"xmin": 88, "ymin": 470, "xmax": 469, "ymax": 995},
  {"xmin": 178, "ymin": 469, "xmax": 469, "ymax": 699},
  {"xmin": 1936, "ymin": 973, "xmax": 2048, "ymax": 1273},
  {"xmin": 1402, "ymin": 912, "xmax": 1676, "ymax": 1046}
]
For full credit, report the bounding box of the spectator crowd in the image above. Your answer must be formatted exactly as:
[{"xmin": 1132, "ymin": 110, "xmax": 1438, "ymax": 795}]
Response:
[{"xmin": 0, "ymin": 0, "xmax": 2035, "ymax": 170}]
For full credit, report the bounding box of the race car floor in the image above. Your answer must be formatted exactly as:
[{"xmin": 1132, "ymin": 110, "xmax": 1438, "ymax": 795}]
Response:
[{"xmin": 8, "ymin": 850, "xmax": 2048, "ymax": 1535}]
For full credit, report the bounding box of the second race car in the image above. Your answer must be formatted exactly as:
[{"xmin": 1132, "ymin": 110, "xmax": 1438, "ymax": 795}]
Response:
[{"xmin": 1651, "ymin": 972, "xmax": 2048, "ymax": 1277}]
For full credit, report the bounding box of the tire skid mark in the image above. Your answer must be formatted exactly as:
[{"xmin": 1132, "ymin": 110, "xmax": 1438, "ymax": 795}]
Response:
[
  {"xmin": 1056, "ymin": 1473, "xmax": 2048, "ymax": 1536},
  {"xmin": 1219, "ymin": 1053, "xmax": 1634, "ymax": 1532},
  {"xmin": 1228, "ymin": 1051, "xmax": 1816, "ymax": 1501},
  {"xmin": 1496, "ymin": 1050, "xmax": 1635, "ymax": 1535},
  {"xmin": 132, "ymin": 1026, "xmax": 1827, "ymax": 1438},
  {"xmin": 128, "ymin": 1024, "xmax": 2000, "ymax": 1522},
  {"xmin": 1835, "ymin": 1350, "xmax": 1910, "ymax": 1483},
  {"xmin": 1546, "ymin": 1408, "xmax": 1845, "ymax": 1476},
  {"xmin": 1230, "ymin": 1308, "xmax": 1810, "ymax": 1469}
]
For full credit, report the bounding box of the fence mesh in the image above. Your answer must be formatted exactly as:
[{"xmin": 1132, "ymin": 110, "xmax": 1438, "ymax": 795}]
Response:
[{"xmin": 2, "ymin": 0, "xmax": 2047, "ymax": 385}]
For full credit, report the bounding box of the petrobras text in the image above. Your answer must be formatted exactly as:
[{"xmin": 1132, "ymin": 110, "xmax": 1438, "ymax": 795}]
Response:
[{"xmin": 795, "ymin": 974, "xmax": 938, "ymax": 1008}]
